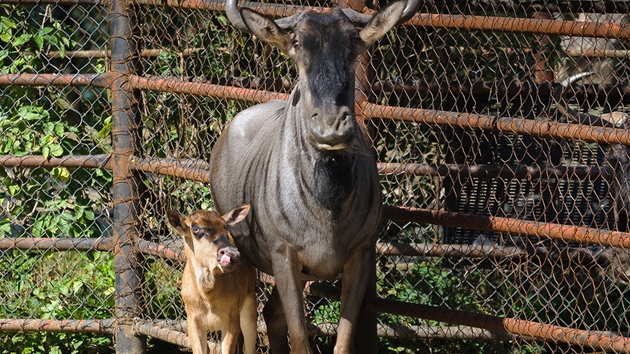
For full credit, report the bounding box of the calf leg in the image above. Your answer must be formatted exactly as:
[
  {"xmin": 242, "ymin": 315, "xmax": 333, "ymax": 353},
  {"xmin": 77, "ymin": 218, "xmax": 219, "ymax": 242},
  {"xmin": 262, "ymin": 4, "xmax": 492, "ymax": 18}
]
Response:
[
  {"xmin": 220, "ymin": 318, "xmax": 240, "ymax": 354},
  {"xmin": 187, "ymin": 316, "xmax": 209, "ymax": 354},
  {"xmin": 240, "ymin": 292, "xmax": 258, "ymax": 354},
  {"xmin": 334, "ymin": 244, "xmax": 375, "ymax": 354}
]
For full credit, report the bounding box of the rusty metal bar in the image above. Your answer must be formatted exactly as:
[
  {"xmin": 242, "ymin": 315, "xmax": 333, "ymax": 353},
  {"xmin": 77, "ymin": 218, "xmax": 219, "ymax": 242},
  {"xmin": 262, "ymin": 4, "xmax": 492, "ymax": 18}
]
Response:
[
  {"xmin": 407, "ymin": 14, "xmax": 630, "ymax": 39},
  {"xmin": 135, "ymin": 239, "xmax": 185, "ymax": 262},
  {"xmin": 0, "ymin": 154, "xmax": 112, "ymax": 169},
  {"xmin": 384, "ymin": 206, "xmax": 630, "ymax": 248},
  {"xmin": 127, "ymin": 156, "xmax": 211, "ymax": 183},
  {"xmin": 0, "ymin": 319, "xmax": 115, "ymax": 334},
  {"xmin": 372, "ymin": 79, "xmax": 630, "ymax": 105},
  {"xmin": 132, "ymin": 0, "xmax": 630, "ymax": 39},
  {"xmin": 132, "ymin": 320, "xmax": 192, "ymax": 349},
  {"xmin": 128, "ymin": 74, "xmax": 289, "ymax": 103},
  {"xmin": 376, "ymin": 242, "xmax": 524, "ymax": 259},
  {"xmin": 373, "ymin": 295, "xmax": 630, "ymax": 353},
  {"xmin": 0, "ymin": 73, "xmax": 109, "ymax": 88},
  {"xmin": 129, "ymin": 158, "xmax": 612, "ymax": 188},
  {"xmin": 3, "ymin": 0, "xmax": 628, "ymax": 40},
  {"xmin": 109, "ymin": 0, "xmax": 147, "ymax": 351},
  {"xmin": 307, "ymin": 282, "xmax": 630, "ymax": 353},
  {"xmin": 364, "ymin": 103, "xmax": 630, "ymax": 147},
  {"xmin": 378, "ymin": 162, "xmax": 612, "ymax": 180},
  {"xmin": 377, "ymin": 324, "xmax": 513, "ymax": 341},
  {"xmin": 42, "ymin": 48, "xmax": 202, "ymax": 59},
  {"xmin": 0, "ymin": 237, "xmax": 113, "ymax": 252}
]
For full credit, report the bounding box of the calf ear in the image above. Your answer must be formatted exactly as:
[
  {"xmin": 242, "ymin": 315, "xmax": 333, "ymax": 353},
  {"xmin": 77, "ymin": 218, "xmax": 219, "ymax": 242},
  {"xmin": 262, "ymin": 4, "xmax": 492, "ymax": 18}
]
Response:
[
  {"xmin": 240, "ymin": 8, "xmax": 294, "ymax": 56},
  {"xmin": 223, "ymin": 204, "xmax": 251, "ymax": 226},
  {"xmin": 357, "ymin": 0, "xmax": 406, "ymax": 54},
  {"xmin": 166, "ymin": 210, "xmax": 189, "ymax": 235}
]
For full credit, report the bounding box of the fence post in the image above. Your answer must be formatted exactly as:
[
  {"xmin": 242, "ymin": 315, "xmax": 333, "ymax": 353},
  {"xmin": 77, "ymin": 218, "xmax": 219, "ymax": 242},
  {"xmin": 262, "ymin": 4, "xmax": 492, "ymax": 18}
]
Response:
[{"xmin": 110, "ymin": 0, "xmax": 146, "ymax": 352}]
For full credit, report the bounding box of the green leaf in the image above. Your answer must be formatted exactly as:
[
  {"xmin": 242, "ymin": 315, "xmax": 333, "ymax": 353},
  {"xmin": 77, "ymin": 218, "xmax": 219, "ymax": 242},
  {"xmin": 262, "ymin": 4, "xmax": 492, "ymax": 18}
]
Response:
[
  {"xmin": 41, "ymin": 145, "xmax": 50, "ymax": 159},
  {"xmin": 0, "ymin": 32, "xmax": 10, "ymax": 43},
  {"xmin": 49, "ymin": 143, "xmax": 63, "ymax": 157},
  {"xmin": 1, "ymin": 16, "xmax": 17, "ymax": 29},
  {"xmin": 12, "ymin": 33, "xmax": 32, "ymax": 47},
  {"xmin": 84, "ymin": 209, "xmax": 95, "ymax": 221}
]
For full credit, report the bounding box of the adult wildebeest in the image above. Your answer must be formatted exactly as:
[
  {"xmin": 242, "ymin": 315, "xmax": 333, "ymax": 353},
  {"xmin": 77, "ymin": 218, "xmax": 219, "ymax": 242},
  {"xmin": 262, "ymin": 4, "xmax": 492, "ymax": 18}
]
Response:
[{"xmin": 210, "ymin": 0, "xmax": 418, "ymax": 352}]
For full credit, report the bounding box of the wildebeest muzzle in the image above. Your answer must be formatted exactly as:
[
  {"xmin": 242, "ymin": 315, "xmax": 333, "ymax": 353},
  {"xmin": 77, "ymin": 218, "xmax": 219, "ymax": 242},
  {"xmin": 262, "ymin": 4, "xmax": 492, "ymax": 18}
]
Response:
[{"xmin": 309, "ymin": 106, "xmax": 354, "ymax": 151}]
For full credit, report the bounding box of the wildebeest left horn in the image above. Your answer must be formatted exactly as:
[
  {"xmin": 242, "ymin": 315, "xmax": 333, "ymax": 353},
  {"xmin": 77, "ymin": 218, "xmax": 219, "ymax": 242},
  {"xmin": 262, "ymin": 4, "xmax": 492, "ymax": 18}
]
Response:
[
  {"xmin": 555, "ymin": 72, "xmax": 629, "ymax": 127},
  {"xmin": 225, "ymin": 0, "xmax": 249, "ymax": 32}
]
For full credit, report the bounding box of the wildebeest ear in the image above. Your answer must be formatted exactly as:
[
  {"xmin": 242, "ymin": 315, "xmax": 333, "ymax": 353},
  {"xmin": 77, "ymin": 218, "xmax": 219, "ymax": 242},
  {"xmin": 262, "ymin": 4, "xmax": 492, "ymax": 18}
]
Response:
[
  {"xmin": 240, "ymin": 8, "xmax": 293, "ymax": 55},
  {"xmin": 357, "ymin": 0, "xmax": 406, "ymax": 54},
  {"xmin": 223, "ymin": 204, "xmax": 251, "ymax": 226},
  {"xmin": 166, "ymin": 210, "xmax": 189, "ymax": 235}
]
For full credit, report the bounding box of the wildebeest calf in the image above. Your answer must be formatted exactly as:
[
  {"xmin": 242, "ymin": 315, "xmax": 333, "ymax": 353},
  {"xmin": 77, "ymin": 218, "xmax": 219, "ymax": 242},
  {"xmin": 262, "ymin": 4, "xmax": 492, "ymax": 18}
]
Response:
[{"xmin": 167, "ymin": 204, "xmax": 257, "ymax": 354}]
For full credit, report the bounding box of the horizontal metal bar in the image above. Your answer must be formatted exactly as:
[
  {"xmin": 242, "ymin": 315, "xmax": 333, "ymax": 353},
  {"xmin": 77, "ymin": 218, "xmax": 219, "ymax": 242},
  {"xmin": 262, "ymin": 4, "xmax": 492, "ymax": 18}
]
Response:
[
  {"xmin": 372, "ymin": 79, "xmax": 630, "ymax": 105},
  {"xmin": 129, "ymin": 157, "xmax": 612, "ymax": 185},
  {"xmin": 0, "ymin": 154, "xmax": 111, "ymax": 169},
  {"xmin": 128, "ymin": 74, "xmax": 289, "ymax": 103},
  {"xmin": 0, "ymin": 73, "xmax": 109, "ymax": 88},
  {"xmin": 133, "ymin": 0, "xmax": 630, "ymax": 39},
  {"xmin": 0, "ymin": 237, "xmax": 113, "ymax": 252},
  {"xmin": 0, "ymin": 319, "xmax": 116, "ymax": 334},
  {"xmin": 378, "ymin": 163, "xmax": 612, "ymax": 180},
  {"xmin": 364, "ymin": 102, "xmax": 630, "ymax": 147},
  {"xmin": 377, "ymin": 323, "xmax": 512, "ymax": 341},
  {"xmin": 135, "ymin": 239, "xmax": 185, "ymax": 262},
  {"xmin": 2, "ymin": 0, "xmax": 627, "ymax": 39},
  {"xmin": 376, "ymin": 242, "xmax": 524, "ymax": 259},
  {"xmin": 42, "ymin": 48, "xmax": 202, "ymax": 59},
  {"xmin": 384, "ymin": 206, "xmax": 630, "ymax": 248},
  {"xmin": 128, "ymin": 156, "xmax": 211, "ymax": 183},
  {"xmin": 132, "ymin": 320, "xmax": 192, "ymax": 349},
  {"xmin": 408, "ymin": 13, "xmax": 630, "ymax": 39},
  {"xmin": 307, "ymin": 282, "xmax": 630, "ymax": 353}
]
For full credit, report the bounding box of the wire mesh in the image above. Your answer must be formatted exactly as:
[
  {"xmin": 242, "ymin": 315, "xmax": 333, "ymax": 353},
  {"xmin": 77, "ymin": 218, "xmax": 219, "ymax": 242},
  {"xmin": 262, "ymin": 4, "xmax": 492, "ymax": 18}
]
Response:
[{"xmin": 1, "ymin": 0, "xmax": 629, "ymax": 353}]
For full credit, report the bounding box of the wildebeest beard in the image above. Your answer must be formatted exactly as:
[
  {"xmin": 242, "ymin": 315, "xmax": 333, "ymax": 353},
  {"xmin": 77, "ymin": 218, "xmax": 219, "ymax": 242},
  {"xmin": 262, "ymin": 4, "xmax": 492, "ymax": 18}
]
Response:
[{"xmin": 313, "ymin": 152, "xmax": 355, "ymax": 210}]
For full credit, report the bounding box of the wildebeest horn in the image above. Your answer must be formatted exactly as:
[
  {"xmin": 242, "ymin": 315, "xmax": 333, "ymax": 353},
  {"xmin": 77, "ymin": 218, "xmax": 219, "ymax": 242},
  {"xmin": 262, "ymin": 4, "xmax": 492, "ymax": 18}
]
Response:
[
  {"xmin": 226, "ymin": 0, "xmax": 419, "ymax": 32},
  {"xmin": 225, "ymin": 0, "xmax": 249, "ymax": 32},
  {"xmin": 341, "ymin": 0, "xmax": 419, "ymax": 25},
  {"xmin": 555, "ymin": 72, "xmax": 629, "ymax": 128}
]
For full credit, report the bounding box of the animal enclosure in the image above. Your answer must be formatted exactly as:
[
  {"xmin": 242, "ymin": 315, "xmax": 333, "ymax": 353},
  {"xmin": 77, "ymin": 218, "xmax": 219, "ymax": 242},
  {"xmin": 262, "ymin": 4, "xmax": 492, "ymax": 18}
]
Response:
[{"xmin": 1, "ymin": 0, "xmax": 629, "ymax": 353}]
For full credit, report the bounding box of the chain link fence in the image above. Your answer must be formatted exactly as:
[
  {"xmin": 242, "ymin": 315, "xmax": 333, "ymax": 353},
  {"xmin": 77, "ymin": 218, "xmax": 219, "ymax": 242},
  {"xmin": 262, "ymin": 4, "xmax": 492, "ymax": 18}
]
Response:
[{"xmin": 1, "ymin": 0, "xmax": 629, "ymax": 353}]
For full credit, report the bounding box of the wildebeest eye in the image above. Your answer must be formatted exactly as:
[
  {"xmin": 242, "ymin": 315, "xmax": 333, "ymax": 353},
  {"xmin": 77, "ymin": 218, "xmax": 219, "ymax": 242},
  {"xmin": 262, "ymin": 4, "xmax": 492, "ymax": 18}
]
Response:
[{"xmin": 292, "ymin": 39, "xmax": 300, "ymax": 49}]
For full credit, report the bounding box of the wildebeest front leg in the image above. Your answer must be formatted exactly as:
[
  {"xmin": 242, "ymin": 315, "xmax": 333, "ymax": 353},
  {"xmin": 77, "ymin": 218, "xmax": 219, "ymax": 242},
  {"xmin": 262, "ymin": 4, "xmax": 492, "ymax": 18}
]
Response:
[
  {"xmin": 334, "ymin": 244, "xmax": 375, "ymax": 354},
  {"xmin": 265, "ymin": 247, "xmax": 312, "ymax": 354}
]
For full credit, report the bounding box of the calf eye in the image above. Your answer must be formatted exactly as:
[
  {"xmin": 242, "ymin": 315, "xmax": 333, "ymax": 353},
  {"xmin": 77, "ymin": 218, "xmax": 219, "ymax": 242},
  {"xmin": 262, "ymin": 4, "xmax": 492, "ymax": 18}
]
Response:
[
  {"xmin": 292, "ymin": 39, "xmax": 300, "ymax": 49},
  {"xmin": 191, "ymin": 225, "xmax": 203, "ymax": 238}
]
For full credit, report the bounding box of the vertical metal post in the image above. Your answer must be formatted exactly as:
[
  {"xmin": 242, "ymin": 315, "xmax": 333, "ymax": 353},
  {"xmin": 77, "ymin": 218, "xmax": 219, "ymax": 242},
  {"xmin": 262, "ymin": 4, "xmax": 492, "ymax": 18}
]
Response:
[
  {"xmin": 110, "ymin": 0, "xmax": 146, "ymax": 352},
  {"xmin": 341, "ymin": 0, "xmax": 378, "ymax": 351}
]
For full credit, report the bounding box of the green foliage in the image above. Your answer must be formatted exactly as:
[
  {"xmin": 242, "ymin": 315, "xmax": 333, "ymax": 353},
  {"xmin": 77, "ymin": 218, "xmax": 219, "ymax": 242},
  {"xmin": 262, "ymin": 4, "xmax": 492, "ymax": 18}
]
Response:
[{"xmin": 0, "ymin": 251, "xmax": 115, "ymax": 354}]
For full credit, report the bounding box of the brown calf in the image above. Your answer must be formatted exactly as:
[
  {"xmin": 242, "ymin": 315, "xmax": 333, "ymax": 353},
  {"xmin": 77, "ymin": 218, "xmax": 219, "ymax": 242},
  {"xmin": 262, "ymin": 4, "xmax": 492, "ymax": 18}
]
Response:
[{"xmin": 167, "ymin": 204, "xmax": 257, "ymax": 354}]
